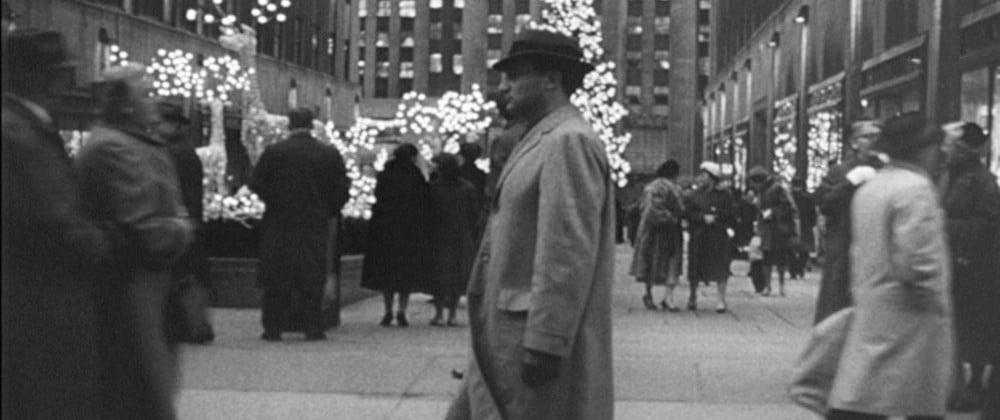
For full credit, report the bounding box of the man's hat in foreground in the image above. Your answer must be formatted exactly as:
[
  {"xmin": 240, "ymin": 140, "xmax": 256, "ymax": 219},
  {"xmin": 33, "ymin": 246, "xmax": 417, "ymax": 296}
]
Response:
[
  {"xmin": 492, "ymin": 29, "xmax": 595, "ymax": 75},
  {"xmin": 875, "ymin": 112, "xmax": 940, "ymax": 157},
  {"xmin": 4, "ymin": 29, "xmax": 74, "ymax": 73}
]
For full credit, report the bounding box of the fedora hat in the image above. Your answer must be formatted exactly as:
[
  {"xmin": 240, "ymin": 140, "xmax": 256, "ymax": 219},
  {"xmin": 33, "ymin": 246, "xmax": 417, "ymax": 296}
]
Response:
[
  {"xmin": 492, "ymin": 29, "xmax": 595, "ymax": 75},
  {"xmin": 156, "ymin": 100, "xmax": 190, "ymax": 125},
  {"xmin": 5, "ymin": 29, "xmax": 74, "ymax": 73}
]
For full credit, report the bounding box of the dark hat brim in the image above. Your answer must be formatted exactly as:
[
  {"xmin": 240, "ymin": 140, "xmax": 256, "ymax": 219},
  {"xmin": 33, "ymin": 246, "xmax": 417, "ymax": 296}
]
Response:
[{"xmin": 492, "ymin": 52, "xmax": 595, "ymax": 74}]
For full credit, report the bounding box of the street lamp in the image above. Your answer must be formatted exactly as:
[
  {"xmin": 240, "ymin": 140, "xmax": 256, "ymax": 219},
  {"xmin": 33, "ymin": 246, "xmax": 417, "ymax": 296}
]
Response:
[{"xmin": 795, "ymin": 5, "xmax": 809, "ymax": 24}]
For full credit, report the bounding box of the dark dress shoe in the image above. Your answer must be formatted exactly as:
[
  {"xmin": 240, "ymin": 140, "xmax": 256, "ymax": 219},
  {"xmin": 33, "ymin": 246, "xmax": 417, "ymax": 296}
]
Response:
[
  {"xmin": 261, "ymin": 331, "xmax": 282, "ymax": 342},
  {"xmin": 305, "ymin": 330, "xmax": 327, "ymax": 341},
  {"xmin": 396, "ymin": 313, "xmax": 409, "ymax": 327},
  {"xmin": 380, "ymin": 313, "xmax": 393, "ymax": 326}
]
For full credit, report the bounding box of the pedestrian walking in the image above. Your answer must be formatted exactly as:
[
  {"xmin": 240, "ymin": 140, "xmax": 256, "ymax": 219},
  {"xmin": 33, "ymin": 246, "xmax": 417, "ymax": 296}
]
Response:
[
  {"xmin": 789, "ymin": 176, "xmax": 816, "ymax": 279},
  {"xmin": 827, "ymin": 112, "xmax": 953, "ymax": 420},
  {"xmin": 630, "ymin": 159, "xmax": 685, "ymax": 312},
  {"xmin": 2, "ymin": 29, "xmax": 114, "ymax": 420},
  {"xmin": 251, "ymin": 107, "xmax": 350, "ymax": 341},
  {"xmin": 77, "ymin": 64, "xmax": 195, "ymax": 420},
  {"xmin": 457, "ymin": 142, "xmax": 487, "ymax": 241},
  {"xmin": 362, "ymin": 143, "xmax": 433, "ymax": 327},
  {"xmin": 445, "ymin": 29, "xmax": 616, "ymax": 420},
  {"xmin": 155, "ymin": 99, "xmax": 215, "ymax": 344},
  {"xmin": 428, "ymin": 153, "xmax": 480, "ymax": 326},
  {"xmin": 684, "ymin": 161, "xmax": 737, "ymax": 312},
  {"xmin": 939, "ymin": 121, "xmax": 1000, "ymax": 412},
  {"xmin": 747, "ymin": 166, "xmax": 798, "ymax": 297},
  {"xmin": 813, "ymin": 120, "xmax": 884, "ymax": 324}
]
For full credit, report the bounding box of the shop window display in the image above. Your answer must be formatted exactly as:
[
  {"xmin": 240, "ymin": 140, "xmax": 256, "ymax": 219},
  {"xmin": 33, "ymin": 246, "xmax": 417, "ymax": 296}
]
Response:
[
  {"xmin": 806, "ymin": 110, "xmax": 842, "ymax": 191},
  {"xmin": 772, "ymin": 97, "xmax": 797, "ymax": 182}
]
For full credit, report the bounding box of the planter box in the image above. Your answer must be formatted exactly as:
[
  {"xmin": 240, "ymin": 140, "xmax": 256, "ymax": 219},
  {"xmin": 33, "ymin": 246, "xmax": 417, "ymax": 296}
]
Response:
[{"xmin": 209, "ymin": 255, "xmax": 376, "ymax": 329}]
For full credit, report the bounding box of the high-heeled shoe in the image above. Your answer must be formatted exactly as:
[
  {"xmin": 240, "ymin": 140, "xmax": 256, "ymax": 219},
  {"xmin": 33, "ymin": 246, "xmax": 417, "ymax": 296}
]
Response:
[
  {"xmin": 380, "ymin": 313, "xmax": 393, "ymax": 327},
  {"xmin": 715, "ymin": 302, "xmax": 728, "ymax": 313},
  {"xmin": 642, "ymin": 294, "xmax": 657, "ymax": 310},
  {"xmin": 396, "ymin": 312, "xmax": 409, "ymax": 327},
  {"xmin": 661, "ymin": 300, "xmax": 679, "ymax": 312}
]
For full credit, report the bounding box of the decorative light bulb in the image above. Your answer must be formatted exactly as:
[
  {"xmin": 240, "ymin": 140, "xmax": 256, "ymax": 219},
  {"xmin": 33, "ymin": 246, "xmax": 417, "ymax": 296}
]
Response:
[
  {"xmin": 280, "ymin": 0, "xmax": 291, "ymax": 8},
  {"xmin": 257, "ymin": 0, "xmax": 268, "ymax": 6},
  {"xmin": 204, "ymin": 14, "xmax": 216, "ymax": 24},
  {"xmin": 266, "ymin": 3, "xmax": 277, "ymax": 12},
  {"xmin": 276, "ymin": 13, "xmax": 287, "ymax": 22},
  {"xmin": 257, "ymin": 16, "xmax": 268, "ymax": 24},
  {"xmin": 185, "ymin": 8, "xmax": 198, "ymax": 21}
]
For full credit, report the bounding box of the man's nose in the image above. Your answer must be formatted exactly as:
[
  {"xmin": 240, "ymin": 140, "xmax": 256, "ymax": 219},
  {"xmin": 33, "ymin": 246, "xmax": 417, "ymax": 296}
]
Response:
[{"xmin": 497, "ymin": 78, "xmax": 510, "ymax": 93}]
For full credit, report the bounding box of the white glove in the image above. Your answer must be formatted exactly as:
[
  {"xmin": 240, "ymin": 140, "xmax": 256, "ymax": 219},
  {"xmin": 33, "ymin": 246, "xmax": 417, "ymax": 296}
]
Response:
[{"xmin": 845, "ymin": 165, "xmax": 876, "ymax": 185}]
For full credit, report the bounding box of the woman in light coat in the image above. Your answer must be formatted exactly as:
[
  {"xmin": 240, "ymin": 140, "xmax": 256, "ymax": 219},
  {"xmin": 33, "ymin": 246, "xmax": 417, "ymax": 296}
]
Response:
[{"xmin": 630, "ymin": 159, "xmax": 685, "ymax": 311}]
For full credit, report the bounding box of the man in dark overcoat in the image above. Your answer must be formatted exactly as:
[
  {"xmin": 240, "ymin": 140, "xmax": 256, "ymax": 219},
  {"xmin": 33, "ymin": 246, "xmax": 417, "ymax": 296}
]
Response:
[
  {"xmin": 939, "ymin": 122, "xmax": 1000, "ymax": 411},
  {"xmin": 2, "ymin": 29, "xmax": 113, "ymax": 420},
  {"xmin": 812, "ymin": 120, "xmax": 883, "ymax": 323},
  {"xmin": 251, "ymin": 107, "xmax": 350, "ymax": 341},
  {"xmin": 789, "ymin": 176, "xmax": 816, "ymax": 279}
]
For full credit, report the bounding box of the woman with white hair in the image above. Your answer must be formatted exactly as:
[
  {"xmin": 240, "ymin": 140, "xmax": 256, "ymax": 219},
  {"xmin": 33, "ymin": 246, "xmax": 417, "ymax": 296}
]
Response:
[
  {"xmin": 75, "ymin": 64, "xmax": 194, "ymax": 420},
  {"xmin": 684, "ymin": 161, "xmax": 738, "ymax": 312}
]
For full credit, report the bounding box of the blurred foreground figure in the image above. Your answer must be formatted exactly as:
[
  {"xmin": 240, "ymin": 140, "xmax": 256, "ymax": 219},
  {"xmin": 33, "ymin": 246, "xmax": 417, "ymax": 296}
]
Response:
[
  {"xmin": 1, "ymin": 29, "xmax": 111, "ymax": 420},
  {"xmin": 446, "ymin": 29, "xmax": 615, "ymax": 420},
  {"xmin": 76, "ymin": 64, "xmax": 194, "ymax": 420},
  {"xmin": 828, "ymin": 113, "xmax": 952, "ymax": 420}
]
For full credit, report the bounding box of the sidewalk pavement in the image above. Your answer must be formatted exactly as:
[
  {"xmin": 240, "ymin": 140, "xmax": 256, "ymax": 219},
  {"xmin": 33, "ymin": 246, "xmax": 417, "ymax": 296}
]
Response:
[{"xmin": 177, "ymin": 245, "xmax": 979, "ymax": 420}]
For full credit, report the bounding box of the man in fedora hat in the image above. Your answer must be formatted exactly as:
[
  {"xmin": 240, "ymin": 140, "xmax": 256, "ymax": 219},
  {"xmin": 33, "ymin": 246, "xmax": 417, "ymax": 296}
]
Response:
[
  {"xmin": 2, "ymin": 29, "xmax": 113, "ymax": 419},
  {"xmin": 827, "ymin": 112, "xmax": 953, "ymax": 420},
  {"xmin": 446, "ymin": 29, "xmax": 615, "ymax": 420}
]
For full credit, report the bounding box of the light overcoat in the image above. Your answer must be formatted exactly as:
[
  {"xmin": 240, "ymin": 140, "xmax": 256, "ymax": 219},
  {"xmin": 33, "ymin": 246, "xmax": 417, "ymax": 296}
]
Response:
[
  {"xmin": 829, "ymin": 163, "xmax": 953, "ymax": 417},
  {"xmin": 446, "ymin": 105, "xmax": 615, "ymax": 420}
]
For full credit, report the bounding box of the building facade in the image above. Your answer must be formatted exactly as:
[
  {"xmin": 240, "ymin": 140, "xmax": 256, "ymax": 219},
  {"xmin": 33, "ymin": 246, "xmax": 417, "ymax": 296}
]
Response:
[
  {"xmin": 705, "ymin": 0, "xmax": 1000, "ymax": 190},
  {"xmin": 348, "ymin": 0, "xmax": 711, "ymax": 174},
  {"xmin": 6, "ymin": 0, "xmax": 357, "ymax": 129}
]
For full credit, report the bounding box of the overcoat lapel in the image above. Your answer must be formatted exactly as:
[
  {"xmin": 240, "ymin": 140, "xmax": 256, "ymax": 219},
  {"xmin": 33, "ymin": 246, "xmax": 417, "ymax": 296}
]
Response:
[{"xmin": 492, "ymin": 105, "xmax": 579, "ymax": 207}]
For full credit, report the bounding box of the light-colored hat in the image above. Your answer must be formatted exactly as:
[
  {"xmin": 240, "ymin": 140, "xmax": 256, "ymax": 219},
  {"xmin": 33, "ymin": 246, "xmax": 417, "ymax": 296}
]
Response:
[
  {"xmin": 699, "ymin": 161, "xmax": 722, "ymax": 179},
  {"xmin": 850, "ymin": 120, "xmax": 882, "ymax": 137}
]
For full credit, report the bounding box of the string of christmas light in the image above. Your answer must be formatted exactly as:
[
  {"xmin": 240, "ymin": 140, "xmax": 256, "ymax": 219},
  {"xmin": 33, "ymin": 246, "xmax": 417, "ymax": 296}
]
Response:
[
  {"xmin": 250, "ymin": 0, "xmax": 292, "ymax": 25},
  {"xmin": 532, "ymin": 0, "xmax": 632, "ymax": 187},
  {"xmin": 772, "ymin": 121, "xmax": 797, "ymax": 183},
  {"xmin": 107, "ymin": 44, "xmax": 130, "ymax": 65},
  {"xmin": 806, "ymin": 111, "xmax": 843, "ymax": 191},
  {"xmin": 148, "ymin": 49, "xmax": 204, "ymax": 98},
  {"xmin": 396, "ymin": 84, "xmax": 495, "ymax": 160}
]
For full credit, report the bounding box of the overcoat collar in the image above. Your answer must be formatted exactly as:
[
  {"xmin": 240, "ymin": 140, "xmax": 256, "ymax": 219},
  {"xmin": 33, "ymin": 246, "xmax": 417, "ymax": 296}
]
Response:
[{"xmin": 493, "ymin": 104, "xmax": 581, "ymax": 199}]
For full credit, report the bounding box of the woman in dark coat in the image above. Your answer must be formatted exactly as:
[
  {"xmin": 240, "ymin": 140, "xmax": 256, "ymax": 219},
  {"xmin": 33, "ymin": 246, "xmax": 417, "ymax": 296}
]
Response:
[
  {"xmin": 684, "ymin": 161, "xmax": 737, "ymax": 312},
  {"xmin": 362, "ymin": 143, "xmax": 432, "ymax": 327},
  {"xmin": 747, "ymin": 166, "xmax": 798, "ymax": 297},
  {"xmin": 428, "ymin": 153, "xmax": 479, "ymax": 326}
]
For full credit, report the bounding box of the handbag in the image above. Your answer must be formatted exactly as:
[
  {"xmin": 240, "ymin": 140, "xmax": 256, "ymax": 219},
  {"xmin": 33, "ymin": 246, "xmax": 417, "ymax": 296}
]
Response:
[
  {"xmin": 165, "ymin": 276, "xmax": 215, "ymax": 344},
  {"xmin": 788, "ymin": 307, "xmax": 854, "ymax": 415}
]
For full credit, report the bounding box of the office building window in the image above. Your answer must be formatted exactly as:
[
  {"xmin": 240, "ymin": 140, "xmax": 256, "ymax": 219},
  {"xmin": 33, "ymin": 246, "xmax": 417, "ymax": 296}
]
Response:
[
  {"xmin": 358, "ymin": 0, "xmax": 367, "ymax": 17},
  {"xmin": 487, "ymin": 49, "xmax": 502, "ymax": 68},
  {"xmin": 377, "ymin": 17, "xmax": 389, "ymax": 31},
  {"xmin": 377, "ymin": 61, "xmax": 390, "ymax": 78},
  {"xmin": 430, "ymin": 53, "xmax": 443, "ymax": 73},
  {"xmin": 377, "ymin": 32, "xmax": 389, "ymax": 47},
  {"xmin": 399, "ymin": 78, "xmax": 413, "ymax": 95},
  {"xmin": 489, "ymin": 0, "xmax": 503, "ymax": 14},
  {"xmin": 402, "ymin": 33, "xmax": 415, "ymax": 47},
  {"xmin": 655, "ymin": 34, "xmax": 669, "ymax": 50},
  {"xmin": 455, "ymin": 0, "xmax": 465, "ymax": 8},
  {"xmin": 653, "ymin": 105, "xmax": 669, "ymax": 115},
  {"xmin": 133, "ymin": 0, "xmax": 164, "ymax": 21},
  {"xmin": 431, "ymin": 0, "xmax": 443, "ymax": 9},
  {"xmin": 655, "ymin": 50, "xmax": 670, "ymax": 69},
  {"xmin": 627, "ymin": 67, "xmax": 641, "ymax": 85},
  {"xmin": 627, "ymin": 0, "xmax": 643, "ymax": 16},
  {"xmin": 376, "ymin": 48, "xmax": 389, "ymax": 61},
  {"xmin": 454, "ymin": 22, "xmax": 463, "ymax": 40},
  {"xmin": 655, "ymin": 16, "xmax": 670, "ymax": 34},
  {"xmin": 358, "ymin": 29, "xmax": 366, "ymax": 47},
  {"xmin": 377, "ymin": 0, "xmax": 391, "ymax": 17},
  {"xmin": 656, "ymin": 0, "xmax": 671, "ymax": 15},
  {"xmin": 627, "ymin": 34, "xmax": 642, "ymax": 51},
  {"xmin": 654, "ymin": 70, "xmax": 669, "ymax": 85},
  {"xmin": 515, "ymin": 0, "xmax": 530, "ymax": 14},
  {"xmin": 400, "ymin": 0, "xmax": 416, "ymax": 17},
  {"xmin": 401, "ymin": 48, "xmax": 414, "ymax": 61},
  {"xmin": 358, "ymin": 60, "xmax": 366, "ymax": 76},
  {"xmin": 516, "ymin": 14, "xmax": 531, "ymax": 33},
  {"xmin": 654, "ymin": 94, "xmax": 669, "ymax": 105},
  {"xmin": 488, "ymin": 15, "xmax": 503, "ymax": 34},
  {"xmin": 488, "ymin": 33, "xmax": 502, "ymax": 49},
  {"xmin": 431, "ymin": 22, "xmax": 443, "ymax": 40},
  {"xmin": 628, "ymin": 17, "xmax": 643, "ymax": 34},
  {"xmin": 626, "ymin": 85, "xmax": 642, "ymax": 105},
  {"xmin": 376, "ymin": 78, "xmax": 388, "ymax": 97},
  {"xmin": 453, "ymin": 54, "xmax": 463, "ymax": 75},
  {"xmin": 401, "ymin": 62, "xmax": 414, "ymax": 79},
  {"xmin": 402, "ymin": 17, "xmax": 414, "ymax": 31}
]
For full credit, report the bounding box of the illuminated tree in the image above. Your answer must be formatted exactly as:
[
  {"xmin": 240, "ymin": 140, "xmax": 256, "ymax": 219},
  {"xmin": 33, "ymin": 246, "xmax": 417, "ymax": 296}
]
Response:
[{"xmin": 532, "ymin": 0, "xmax": 632, "ymax": 186}]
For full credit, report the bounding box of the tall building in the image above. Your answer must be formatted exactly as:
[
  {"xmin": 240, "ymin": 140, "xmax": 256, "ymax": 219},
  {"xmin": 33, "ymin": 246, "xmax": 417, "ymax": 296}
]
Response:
[
  {"xmin": 6, "ymin": 0, "xmax": 356, "ymax": 127},
  {"xmin": 704, "ymin": 0, "xmax": 1000, "ymax": 190},
  {"xmin": 351, "ymin": 0, "xmax": 712, "ymax": 175}
]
